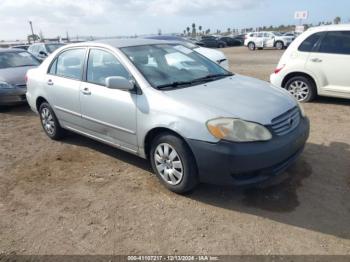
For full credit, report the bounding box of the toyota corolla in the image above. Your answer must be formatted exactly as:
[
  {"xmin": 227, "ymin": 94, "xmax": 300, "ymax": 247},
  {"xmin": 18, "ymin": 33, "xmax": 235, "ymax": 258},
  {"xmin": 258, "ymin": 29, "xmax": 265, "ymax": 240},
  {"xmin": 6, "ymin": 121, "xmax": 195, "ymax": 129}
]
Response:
[{"xmin": 26, "ymin": 39, "xmax": 309, "ymax": 193}]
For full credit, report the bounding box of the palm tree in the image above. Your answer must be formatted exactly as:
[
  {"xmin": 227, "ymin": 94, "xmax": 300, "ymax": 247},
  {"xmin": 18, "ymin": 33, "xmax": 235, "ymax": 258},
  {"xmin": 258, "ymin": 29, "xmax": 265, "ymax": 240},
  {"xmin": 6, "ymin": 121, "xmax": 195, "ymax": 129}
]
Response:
[
  {"xmin": 186, "ymin": 27, "xmax": 190, "ymax": 36},
  {"xmin": 334, "ymin": 16, "xmax": 341, "ymax": 24},
  {"xmin": 198, "ymin": 25, "xmax": 202, "ymax": 35},
  {"xmin": 191, "ymin": 23, "xmax": 196, "ymax": 37}
]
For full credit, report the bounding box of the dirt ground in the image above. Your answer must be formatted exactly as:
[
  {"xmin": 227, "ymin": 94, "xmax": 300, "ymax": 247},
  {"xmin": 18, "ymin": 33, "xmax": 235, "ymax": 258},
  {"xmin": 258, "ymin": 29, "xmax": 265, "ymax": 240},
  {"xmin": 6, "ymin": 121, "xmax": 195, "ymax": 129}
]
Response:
[{"xmin": 0, "ymin": 46, "xmax": 350, "ymax": 255}]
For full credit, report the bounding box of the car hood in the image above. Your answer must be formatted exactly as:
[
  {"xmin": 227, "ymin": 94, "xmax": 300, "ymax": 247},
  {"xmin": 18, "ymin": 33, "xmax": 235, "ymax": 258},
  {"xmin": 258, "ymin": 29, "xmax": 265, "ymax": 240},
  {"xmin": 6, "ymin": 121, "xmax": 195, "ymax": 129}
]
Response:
[
  {"xmin": 0, "ymin": 66, "xmax": 37, "ymax": 86},
  {"xmin": 163, "ymin": 74, "xmax": 297, "ymax": 125}
]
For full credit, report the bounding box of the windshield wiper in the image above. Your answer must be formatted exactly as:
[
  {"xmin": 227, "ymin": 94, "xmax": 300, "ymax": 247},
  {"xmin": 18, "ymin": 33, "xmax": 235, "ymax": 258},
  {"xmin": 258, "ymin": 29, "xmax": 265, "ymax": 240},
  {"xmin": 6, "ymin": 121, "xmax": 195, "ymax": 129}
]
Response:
[
  {"xmin": 191, "ymin": 73, "xmax": 233, "ymax": 83},
  {"xmin": 156, "ymin": 73, "xmax": 233, "ymax": 90},
  {"xmin": 157, "ymin": 81, "xmax": 195, "ymax": 89}
]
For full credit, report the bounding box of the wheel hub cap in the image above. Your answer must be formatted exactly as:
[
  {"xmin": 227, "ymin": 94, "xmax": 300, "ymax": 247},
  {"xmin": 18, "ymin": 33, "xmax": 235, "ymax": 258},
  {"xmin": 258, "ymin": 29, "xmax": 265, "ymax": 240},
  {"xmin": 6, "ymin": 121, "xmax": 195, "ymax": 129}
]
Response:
[
  {"xmin": 41, "ymin": 108, "xmax": 55, "ymax": 135},
  {"xmin": 154, "ymin": 143, "xmax": 183, "ymax": 186},
  {"xmin": 288, "ymin": 80, "xmax": 310, "ymax": 101}
]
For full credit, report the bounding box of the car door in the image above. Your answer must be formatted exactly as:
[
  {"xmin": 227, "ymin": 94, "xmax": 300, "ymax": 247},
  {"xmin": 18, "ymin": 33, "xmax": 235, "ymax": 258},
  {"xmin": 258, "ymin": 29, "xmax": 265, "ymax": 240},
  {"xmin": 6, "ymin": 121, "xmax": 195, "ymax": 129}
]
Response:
[
  {"xmin": 255, "ymin": 32, "xmax": 264, "ymax": 48},
  {"xmin": 46, "ymin": 48, "xmax": 86, "ymax": 128},
  {"xmin": 264, "ymin": 32, "xmax": 275, "ymax": 47},
  {"xmin": 305, "ymin": 31, "xmax": 350, "ymax": 96},
  {"xmin": 79, "ymin": 48, "xmax": 138, "ymax": 153}
]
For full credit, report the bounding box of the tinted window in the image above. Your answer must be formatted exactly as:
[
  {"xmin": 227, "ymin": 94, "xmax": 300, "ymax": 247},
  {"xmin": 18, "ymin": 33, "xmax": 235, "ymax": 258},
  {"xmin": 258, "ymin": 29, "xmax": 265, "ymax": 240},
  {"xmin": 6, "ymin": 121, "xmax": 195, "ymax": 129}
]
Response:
[
  {"xmin": 87, "ymin": 49, "xmax": 130, "ymax": 86},
  {"xmin": 0, "ymin": 51, "xmax": 40, "ymax": 69},
  {"xmin": 55, "ymin": 49, "xmax": 85, "ymax": 80},
  {"xmin": 298, "ymin": 32, "xmax": 323, "ymax": 52},
  {"xmin": 319, "ymin": 31, "xmax": 350, "ymax": 55}
]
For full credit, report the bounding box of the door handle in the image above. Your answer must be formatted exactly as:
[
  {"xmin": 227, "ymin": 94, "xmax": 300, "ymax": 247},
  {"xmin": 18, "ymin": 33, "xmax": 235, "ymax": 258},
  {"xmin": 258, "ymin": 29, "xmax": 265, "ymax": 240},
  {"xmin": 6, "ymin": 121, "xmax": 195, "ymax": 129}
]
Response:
[
  {"xmin": 311, "ymin": 58, "xmax": 322, "ymax": 63},
  {"xmin": 81, "ymin": 87, "xmax": 91, "ymax": 95},
  {"xmin": 47, "ymin": 79, "xmax": 54, "ymax": 86}
]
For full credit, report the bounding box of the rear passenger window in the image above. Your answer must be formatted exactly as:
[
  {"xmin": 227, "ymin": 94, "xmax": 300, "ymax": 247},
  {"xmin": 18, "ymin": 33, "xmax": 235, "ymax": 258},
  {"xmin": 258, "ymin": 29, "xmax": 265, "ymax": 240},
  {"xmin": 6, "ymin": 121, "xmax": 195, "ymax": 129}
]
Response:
[
  {"xmin": 55, "ymin": 49, "xmax": 85, "ymax": 80},
  {"xmin": 298, "ymin": 32, "xmax": 323, "ymax": 52},
  {"xmin": 319, "ymin": 31, "xmax": 350, "ymax": 55},
  {"xmin": 87, "ymin": 49, "xmax": 130, "ymax": 86}
]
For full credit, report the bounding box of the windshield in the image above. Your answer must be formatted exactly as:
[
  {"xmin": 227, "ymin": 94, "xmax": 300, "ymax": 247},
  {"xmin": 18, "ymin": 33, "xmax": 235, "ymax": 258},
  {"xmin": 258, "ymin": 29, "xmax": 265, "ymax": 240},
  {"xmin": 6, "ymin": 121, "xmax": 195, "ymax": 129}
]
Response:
[
  {"xmin": 121, "ymin": 44, "xmax": 231, "ymax": 89},
  {"xmin": 0, "ymin": 51, "xmax": 40, "ymax": 69},
  {"xmin": 45, "ymin": 44, "xmax": 64, "ymax": 53}
]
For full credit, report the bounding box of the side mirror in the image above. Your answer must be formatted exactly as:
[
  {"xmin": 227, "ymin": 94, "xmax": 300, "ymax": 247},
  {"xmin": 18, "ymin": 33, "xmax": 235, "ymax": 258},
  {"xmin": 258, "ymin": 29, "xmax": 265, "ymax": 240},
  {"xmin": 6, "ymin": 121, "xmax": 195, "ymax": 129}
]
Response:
[
  {"xmin": 39, "ymin": 51, "xmax": 47, "ymax": 57},
  {"xmin": 106, "ymin": 76, "xmax": 134, "ymax": 91}
]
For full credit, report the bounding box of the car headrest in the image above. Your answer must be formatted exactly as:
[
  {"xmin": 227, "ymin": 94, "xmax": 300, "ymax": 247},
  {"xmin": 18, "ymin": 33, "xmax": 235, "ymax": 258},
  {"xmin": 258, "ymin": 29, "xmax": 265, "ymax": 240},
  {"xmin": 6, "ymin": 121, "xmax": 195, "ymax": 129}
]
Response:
[
  {"xmin": 132, "ymin": 54, "xmax": 148, "ymax": 65},
  {"xmin": 63, "ymin": 57, "xmax": 81, "ymax": 67},
  {"xmin": 102, "ymin": 54, "xmax": 115, "ymax": 64}
]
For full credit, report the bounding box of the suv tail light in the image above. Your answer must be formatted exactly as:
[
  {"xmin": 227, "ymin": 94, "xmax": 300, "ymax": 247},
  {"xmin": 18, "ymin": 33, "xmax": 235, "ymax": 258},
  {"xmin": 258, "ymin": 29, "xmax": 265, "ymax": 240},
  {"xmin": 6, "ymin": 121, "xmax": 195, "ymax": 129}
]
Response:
[{"xmin": 274, "ymin": 64, "xmax": 285, "ymax": 74}]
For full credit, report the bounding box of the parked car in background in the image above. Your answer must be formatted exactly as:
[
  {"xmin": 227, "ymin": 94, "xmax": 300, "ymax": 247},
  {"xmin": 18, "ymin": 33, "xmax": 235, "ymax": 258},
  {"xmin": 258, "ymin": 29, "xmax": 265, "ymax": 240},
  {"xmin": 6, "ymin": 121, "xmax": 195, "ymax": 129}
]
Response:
[
  {"xmin": 143, "ymin": 35, "xmax": 229, "ymax": 70},
  {"xmin": 28, "ymin": 43, "xmax": 65, "ymax": 61},
  {"xmin": 11, "ymin": 44, "xmax": 30, "ymax": 50},
  {"xmin": 217, "ymin": 36, "xmax": 242, "ymax": 47},
  {"xmin": 197, "ymin": 37, "xmax": 227, "ymax": 48},
  {"xmin": 231, "ymin": 34, "xmax": 246, "ymax": 45},
  {"xmin": 244, "ymin": 31, "xmax": 294, "ymax": 50},
  {"xmin": 271, "ymin": 24, "xmax": 350, "ymax": 102},
  {"xmin": 0, "ymin": 49, "xmax": 40, "ymax": 106},
  {"xmin": 26, "ymin": 39, "xmax": 309, "ymax": 193}
]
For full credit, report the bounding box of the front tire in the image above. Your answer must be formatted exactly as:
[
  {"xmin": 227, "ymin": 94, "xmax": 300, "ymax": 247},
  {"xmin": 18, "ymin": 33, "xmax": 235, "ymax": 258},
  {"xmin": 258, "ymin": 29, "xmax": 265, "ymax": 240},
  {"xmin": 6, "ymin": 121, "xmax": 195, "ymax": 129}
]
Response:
[
  {"xmin": 39, "ymin": 102, "xmax": 65, "ymax": 140},
  {"xmin": 284, "ymin": 76, "xmax": 316, "ymax": 102},
  {"xmin": 150, "ymin": 133, "xmax": 198, "ymax": 194}
]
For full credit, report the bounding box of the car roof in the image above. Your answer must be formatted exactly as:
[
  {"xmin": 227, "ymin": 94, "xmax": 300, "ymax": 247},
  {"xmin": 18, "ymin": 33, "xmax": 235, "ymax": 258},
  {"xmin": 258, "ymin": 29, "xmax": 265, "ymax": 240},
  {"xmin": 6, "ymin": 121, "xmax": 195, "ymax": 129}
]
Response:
[
  {"xmin": 92, "ymin": 38, "xmax": 173, "ymax": 48},
  {"xmin": 307, "ymin": 24, "xmax": 350, "ymax": 33}
]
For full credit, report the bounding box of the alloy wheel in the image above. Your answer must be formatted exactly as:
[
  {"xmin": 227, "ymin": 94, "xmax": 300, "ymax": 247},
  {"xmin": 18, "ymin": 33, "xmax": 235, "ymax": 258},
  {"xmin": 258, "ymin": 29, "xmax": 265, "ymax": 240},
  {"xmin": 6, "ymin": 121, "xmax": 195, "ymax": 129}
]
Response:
[
  {"xmin": 287, "ymin": 80, "xmax": 310, "ymax": 101},
  {"xmin": 41, "ymin": 107, "xmax": 55, "ymax": 135},
  {"xmin": 154, "ymin": 143, "xmax": 184, "ymax": 186}
]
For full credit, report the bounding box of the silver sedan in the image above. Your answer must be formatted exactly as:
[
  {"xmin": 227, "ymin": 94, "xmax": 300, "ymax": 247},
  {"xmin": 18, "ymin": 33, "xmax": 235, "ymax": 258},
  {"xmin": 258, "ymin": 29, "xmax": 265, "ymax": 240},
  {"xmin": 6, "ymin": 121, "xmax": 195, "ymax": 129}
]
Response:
[{"xmin": 26, "ymin": 39, "xmax": 309, "ymax": 193}]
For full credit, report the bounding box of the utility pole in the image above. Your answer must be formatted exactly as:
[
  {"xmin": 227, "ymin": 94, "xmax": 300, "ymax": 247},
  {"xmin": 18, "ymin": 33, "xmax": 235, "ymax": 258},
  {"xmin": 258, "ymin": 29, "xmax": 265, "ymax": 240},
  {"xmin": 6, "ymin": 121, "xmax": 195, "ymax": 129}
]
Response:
[{"xmin": 29, "ymin": 21, "xmax": 35, "ymax": 43}]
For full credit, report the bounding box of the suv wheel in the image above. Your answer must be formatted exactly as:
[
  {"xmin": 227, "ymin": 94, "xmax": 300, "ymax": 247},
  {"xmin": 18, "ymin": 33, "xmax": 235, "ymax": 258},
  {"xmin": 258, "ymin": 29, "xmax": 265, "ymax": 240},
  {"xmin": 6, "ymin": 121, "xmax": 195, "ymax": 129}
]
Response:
[
  {"xmin": 275, "ymin": 41, "xmax": 284, "ymax": 50},
  {"xmin": 248, "ymin": 42, "xmax": 256, "ymax": 51},
  {"xmin": 150, "ymin": 133, "xmax": 198, "ymax": 194},
  {"xmin": 285, "ymin": 76, "xmax": 316, "ymax": 102},
  {"xmin": 39, "ymin": 102, "xmax": 65, "ymax": 140}
]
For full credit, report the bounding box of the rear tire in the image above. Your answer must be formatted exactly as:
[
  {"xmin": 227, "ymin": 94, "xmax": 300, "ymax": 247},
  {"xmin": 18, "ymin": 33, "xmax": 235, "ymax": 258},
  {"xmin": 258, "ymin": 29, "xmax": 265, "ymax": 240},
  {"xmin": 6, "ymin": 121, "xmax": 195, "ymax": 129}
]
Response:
[
  {"xmin": 248, "ymin": 42, "xmax": 256, "ymax": 51},
  {"xmin": 39, "ymin": 102, "xmax": 65, "ymax": 140},
  {"xmin": 150, "ymin": 133, "xmax": 198, "ymax": 194},
  {"xmin": 284, "ymin": 76, "xmax": 317, "ymax": 102}
]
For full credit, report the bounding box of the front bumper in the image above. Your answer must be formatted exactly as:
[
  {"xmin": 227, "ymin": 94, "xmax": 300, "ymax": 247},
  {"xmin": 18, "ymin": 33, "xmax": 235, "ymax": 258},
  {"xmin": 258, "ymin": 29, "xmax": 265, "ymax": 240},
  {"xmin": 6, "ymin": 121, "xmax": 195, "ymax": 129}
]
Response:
[
  {"xmin": 0, "ymin": 87, "xmax": 27, "ymax": 106},
  {"xmin": 186, "ymin": 117, "xmax": 310, "ymax": 186}
]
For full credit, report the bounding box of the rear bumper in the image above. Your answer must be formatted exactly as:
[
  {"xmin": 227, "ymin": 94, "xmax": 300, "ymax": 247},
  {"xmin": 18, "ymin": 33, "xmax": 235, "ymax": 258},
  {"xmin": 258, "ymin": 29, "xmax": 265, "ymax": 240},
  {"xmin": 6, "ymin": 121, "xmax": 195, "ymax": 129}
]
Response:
[
  {"xmin": 270, "ymin": 73, "xmax": 283, "ymax": 88},
  {"xmin": 0, "ymin": 88, "xmax": 27, "ymax": 106},
  {"xmin": 186, "ymin": 117, "xmax": 310, "ymax": 186}
]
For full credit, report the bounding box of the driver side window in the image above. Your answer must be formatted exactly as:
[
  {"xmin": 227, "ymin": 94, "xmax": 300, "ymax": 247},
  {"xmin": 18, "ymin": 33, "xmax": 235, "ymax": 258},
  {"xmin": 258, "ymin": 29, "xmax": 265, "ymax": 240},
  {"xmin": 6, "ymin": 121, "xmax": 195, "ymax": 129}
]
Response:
[{"xmin": 87, "ymin": 49, "xmax": 130, "ymax": 86}]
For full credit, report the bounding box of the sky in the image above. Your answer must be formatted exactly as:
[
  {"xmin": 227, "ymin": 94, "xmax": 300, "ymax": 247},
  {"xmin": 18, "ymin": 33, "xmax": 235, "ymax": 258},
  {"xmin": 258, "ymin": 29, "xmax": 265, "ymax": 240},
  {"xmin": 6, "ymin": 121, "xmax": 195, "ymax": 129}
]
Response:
[{"xmin": 0, "ymin": 0, "xmax": 349, "ymax": 40}]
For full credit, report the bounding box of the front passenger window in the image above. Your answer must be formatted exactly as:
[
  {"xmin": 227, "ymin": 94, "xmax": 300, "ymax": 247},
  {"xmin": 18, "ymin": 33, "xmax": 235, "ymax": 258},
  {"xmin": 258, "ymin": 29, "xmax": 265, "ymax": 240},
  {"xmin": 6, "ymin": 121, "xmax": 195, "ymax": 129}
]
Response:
[{"xmin": 87, "ymin": 49, "xmax": 130, "ymax": 86}]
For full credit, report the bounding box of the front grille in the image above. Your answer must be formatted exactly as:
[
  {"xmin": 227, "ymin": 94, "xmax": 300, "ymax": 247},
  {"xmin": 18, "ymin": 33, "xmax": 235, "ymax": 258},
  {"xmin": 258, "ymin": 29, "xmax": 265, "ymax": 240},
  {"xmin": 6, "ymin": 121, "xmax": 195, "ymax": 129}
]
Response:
[{"xmin": 270, "ymin": 107, "xmax": 300, "ymax": 136}]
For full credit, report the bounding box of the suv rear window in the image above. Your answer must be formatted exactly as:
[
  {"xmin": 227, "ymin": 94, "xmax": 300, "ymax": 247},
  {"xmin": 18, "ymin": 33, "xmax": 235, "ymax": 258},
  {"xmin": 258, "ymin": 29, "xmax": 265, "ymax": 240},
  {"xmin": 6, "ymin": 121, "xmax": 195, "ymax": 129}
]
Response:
[
  {"xmin": 319, "ymin": 31, "xmax": 350, "ymax": 55},
  {"xmin": 298, "ymin": 32, "xmax": 323, "ymax": 52}
]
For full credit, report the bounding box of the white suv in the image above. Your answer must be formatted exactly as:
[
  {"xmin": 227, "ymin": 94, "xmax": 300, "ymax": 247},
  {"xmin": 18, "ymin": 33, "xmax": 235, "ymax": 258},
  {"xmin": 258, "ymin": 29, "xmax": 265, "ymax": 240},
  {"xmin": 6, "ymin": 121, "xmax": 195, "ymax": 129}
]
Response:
[
  {"xmin": 244, "ymin": 31, "xmax": 294, "ymax": 51},
  {"xmin": 270, "ymin": 25, "xmax": 350, "ymax": 102}
]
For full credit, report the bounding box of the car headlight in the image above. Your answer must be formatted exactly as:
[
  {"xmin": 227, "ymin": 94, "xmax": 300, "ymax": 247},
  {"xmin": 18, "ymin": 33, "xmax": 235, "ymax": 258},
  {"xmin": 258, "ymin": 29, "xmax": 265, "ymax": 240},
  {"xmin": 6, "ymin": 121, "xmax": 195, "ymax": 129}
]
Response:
[
  {"xmin": 0, "ymin": 81, "xmax": 14, "ymax": 89},
  {"xmin": 207, "ymin": 118, "xmax": 272, "ymax": 142},
  {"xmin": 297, "ymin": 102, "xmax": 306, "ymax": 117}
]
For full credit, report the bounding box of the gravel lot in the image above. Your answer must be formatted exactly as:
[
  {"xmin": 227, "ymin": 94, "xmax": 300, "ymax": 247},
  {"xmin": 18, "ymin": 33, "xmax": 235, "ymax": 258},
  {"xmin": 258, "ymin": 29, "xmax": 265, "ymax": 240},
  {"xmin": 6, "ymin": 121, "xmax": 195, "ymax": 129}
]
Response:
[{"xmin": 0, "ymin": 46, "xmax": 349, "ymax": 255}]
